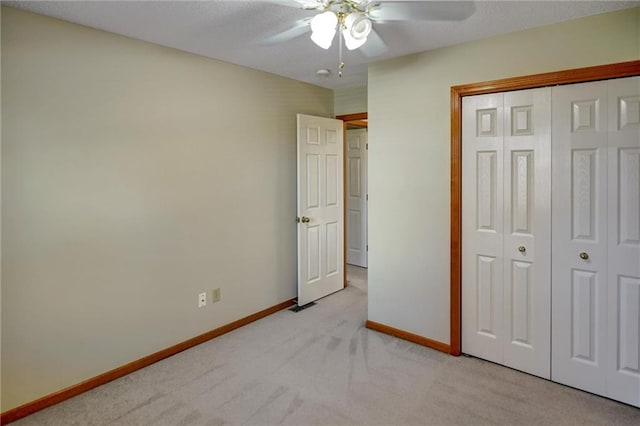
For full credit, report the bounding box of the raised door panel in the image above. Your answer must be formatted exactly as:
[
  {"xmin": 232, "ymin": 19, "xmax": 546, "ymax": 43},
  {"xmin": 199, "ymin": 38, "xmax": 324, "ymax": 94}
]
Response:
[
  {"xmin": 349, "ymin": 157, "xmax": 361, "ymax": 198},
  {"xmin": 606, "ymin": 76, "xmax": 640, "ymax": 407},
  {"xmin": 477, "ymin": 255, "xmax": 498, "ymax": 338},
  {"xmin": 462, "ymin": 93, "xmax": 505, "ymax": 363},
  {"xmin": 570, "ymin": 269, "xmax": 599, "ymax": 363},
  {"xmin": 552, "ymin": 81, "xmax": 608, "ymax": 395},
  {"xmin": 347, "ymin": 210, "xmax": 362, "ymax": 250},
  {"xmin": 306, "ymin": 154, "xmax": 321, "ymax": 209},
  {"xmin": 477, "ymin": 151, "xmax": 498, "ymax": 231},
  {"xmin": 502, "ymin": 88, "xmax": 551, "ymax": 379},
  {"xmin": 510, "ymin": 151, "xmax": 533, "ymax": 234},
  {"xmin": 326, "ymin": 221, "xmax": 339, "ymax": 276},
  {"xmin": 616, "ymin": 277, "xmax": 640, "ymax": 373},
  {"xmin": 306, "ymin": 225, "xmax": 321, "ymax": 284},
  {"xmin": 510, "ymin": 260, "xmax": 533, "ymax": 346},
  {"xmin": 572, "ymin": 149, "xmax": 598, "ymax": 241},
  {"xmin": 326, "ymin": 154, "xmax": 339, "ymax": 207},
  {"xmin": 618, "ymin": 149, "xmax": 640, "ymax": 245}
]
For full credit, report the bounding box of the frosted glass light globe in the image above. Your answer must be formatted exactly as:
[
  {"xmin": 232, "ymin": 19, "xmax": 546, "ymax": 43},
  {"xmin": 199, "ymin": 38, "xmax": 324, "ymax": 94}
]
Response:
[
  {"xmin": 343, "ymin": 13, "xmax": 371, "ymax": 50},
  {"xmin": 310, "ymin": 11, "xmax": 338, "ymax": 49}
]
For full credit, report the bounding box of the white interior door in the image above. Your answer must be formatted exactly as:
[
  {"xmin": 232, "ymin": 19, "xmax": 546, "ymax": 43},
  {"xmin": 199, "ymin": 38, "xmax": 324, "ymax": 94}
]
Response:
[
  {"xmin": 346, "ymin": 128, "xmax": 368, "ymax": 267},
  {"xmin": 552, "ymin": 76, "xmax": 640, "ymax": 408},
  {"xmin": 462, "ymin": 92, "xmax": 505, "ymax": 364},
  {"xmin": 552, "ymin": 80, "xmax": 609, "ymax": 395},
  {"xmin": 606, "ymin": 76, "xmax": 640, "ymax": 407},
  {"xmin": 462, "ymin": 88, "xmax": 551, "ymax": 379},
  {"xmin": 297, "ymin": 114, "xmax": 344, "ymax": 306},
  {"xmin": 501, "ymin": 88, "xmax": 551, "ymax": 378}
]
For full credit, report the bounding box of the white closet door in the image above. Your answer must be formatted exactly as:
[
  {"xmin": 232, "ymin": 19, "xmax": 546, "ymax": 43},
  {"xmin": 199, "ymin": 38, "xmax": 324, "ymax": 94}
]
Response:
[
  {"xmin": 502, "ymin": 88, "xmax": 551, "ymax": 378},
  {"xmin": 462, "ymin": 88, "xmax": 551, "ymax": 378},
  {"xmin": 552, "ymin": 81, "xmax": 609, "ymax": 395},
  {"xmin": 462, "ymin": 93, "xmax": 505, "ymax": 364},
  {"xmin": 606, "ymin": 76, "xmax": 640, "ymax": 407}
]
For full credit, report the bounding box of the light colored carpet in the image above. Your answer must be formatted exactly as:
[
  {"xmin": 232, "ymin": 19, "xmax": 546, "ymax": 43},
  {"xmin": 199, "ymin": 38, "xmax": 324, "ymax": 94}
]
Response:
[{"xmin": 13, "ymin": 265, "xmax": 640, "ymax": 425}]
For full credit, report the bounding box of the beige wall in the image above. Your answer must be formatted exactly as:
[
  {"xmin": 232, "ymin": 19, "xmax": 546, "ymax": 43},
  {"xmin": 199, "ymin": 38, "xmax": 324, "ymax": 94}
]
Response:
[
  {"xmin": 334, "ymin": 85, "xmax": 367, "ymax": 116},
  {"xmin": 367, "ymin": 7, "xmax": 639, "ymax": 344},
  {"xmin": 1, "ymin": 7, "xmax": 333, "ymax": 411}
]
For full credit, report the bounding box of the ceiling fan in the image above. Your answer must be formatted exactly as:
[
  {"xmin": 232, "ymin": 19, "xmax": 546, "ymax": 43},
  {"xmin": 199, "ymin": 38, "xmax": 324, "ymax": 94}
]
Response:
[{"xmin": 263, "ymin": 1, "xmax": 476, "ymax": 77}]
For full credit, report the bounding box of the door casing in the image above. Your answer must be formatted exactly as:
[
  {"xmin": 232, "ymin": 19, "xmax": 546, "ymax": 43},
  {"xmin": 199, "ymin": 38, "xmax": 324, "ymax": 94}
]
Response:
[{"xmin": 450, "ymin": 60, "xmax": 640, "ymax": 356}]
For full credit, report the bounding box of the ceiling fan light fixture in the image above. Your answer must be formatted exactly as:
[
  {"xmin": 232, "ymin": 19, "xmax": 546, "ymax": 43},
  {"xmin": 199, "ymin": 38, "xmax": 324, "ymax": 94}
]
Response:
[
  {"xmin": 345, "ymin": 13, "xmax": 372, "ymax": 40},
  {"xmin": 310, "ymin": 11, "xmax": 338, "ymax": 49},
  {"xmin": 343, "ymin": 28, "xmax": 366, "ymax": 50},
  {"xmin": 343, "ymin": 12, "xmax": 371, "ymax": 50},
  {"xmin": 342, "ymin": 29, "xmax": 367, "ymax": 50}
]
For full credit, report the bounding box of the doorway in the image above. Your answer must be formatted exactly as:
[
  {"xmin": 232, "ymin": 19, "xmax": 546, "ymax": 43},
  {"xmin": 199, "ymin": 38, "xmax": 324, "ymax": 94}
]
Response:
[{"xmin": 336, "ymin": 113, "xmax": 368, "ymax": 286}]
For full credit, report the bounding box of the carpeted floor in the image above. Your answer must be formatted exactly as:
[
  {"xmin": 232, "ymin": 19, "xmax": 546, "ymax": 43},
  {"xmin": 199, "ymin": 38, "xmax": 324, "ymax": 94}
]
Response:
[{"xmin": 13, "ymin": 265, "xmax": 640, "ymax": 425}]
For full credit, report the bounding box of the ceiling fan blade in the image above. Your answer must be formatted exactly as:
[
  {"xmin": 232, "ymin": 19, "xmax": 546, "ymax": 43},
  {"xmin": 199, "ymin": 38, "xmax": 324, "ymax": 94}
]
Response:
[
  {"xmin": 360, "ymin": 28, "xmax": 387, "ymax": 57},
  {"xmin": 259, "ymin": 18, "xmax": 311, "ymax": 45},
  {"xmin": 266, "ymin": 0, "xmax": 324, "ymax": 10},
  {"xmin": 369, "ymin": 1, "xmax": 476, "ymax": 21}
]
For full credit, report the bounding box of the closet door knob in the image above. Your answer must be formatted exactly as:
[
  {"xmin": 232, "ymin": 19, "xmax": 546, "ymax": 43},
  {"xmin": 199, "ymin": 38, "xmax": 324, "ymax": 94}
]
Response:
[
  {"xmin": 579, "ymin": 252, "xmax": 589, "ymax": 260},
  {"xmin": 518, "ymin": 246, "xmax": 526, "ymax": 253}
]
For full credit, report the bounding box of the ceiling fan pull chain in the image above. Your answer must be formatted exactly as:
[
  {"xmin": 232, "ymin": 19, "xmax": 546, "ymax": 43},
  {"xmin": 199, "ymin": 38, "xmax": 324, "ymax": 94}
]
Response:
[{"xmin": 338, "ymin": 28, "xmax": 344, "ymax": 77}]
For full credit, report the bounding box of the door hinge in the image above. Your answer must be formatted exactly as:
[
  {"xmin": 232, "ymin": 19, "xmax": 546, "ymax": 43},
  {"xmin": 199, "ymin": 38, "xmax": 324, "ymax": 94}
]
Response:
[
  {"xmin": 366, "ymin": 194, "xmax": 368, "ymax": 201},
  {"xmin": 367, "ymin": 245, "xmax": 368, "ymax": 251},
  {"xmin": 366, "ymin": 143, "xmax": 368, "ymax": 150}
]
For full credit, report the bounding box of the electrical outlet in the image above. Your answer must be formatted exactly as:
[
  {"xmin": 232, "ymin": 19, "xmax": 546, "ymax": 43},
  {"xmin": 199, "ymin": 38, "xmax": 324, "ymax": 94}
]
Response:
[
  {"xmin": 198, "ymin": 292, "xmax": 207, "ymax": 308},
  {"xmin": 212, "ymin": 288, "xmax": 221, "ymax": 303}
]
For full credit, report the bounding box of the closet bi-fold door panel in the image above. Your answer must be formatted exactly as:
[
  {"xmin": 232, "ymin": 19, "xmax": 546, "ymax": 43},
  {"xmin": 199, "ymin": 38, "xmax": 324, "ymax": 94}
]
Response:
[
  {"xmin": 462, "ymin": 88, "xmax": 551, "ymax": 379},
  {"xmin": 552, "ymin": 76, "xmax": 640, "ymax": 407},
  {"xmin": 606, "ymin": 76, "xmax": 640, "ymax": 407},
  {"xmin": 552, "ymin": 80, "xmax": 609, "ymax": 395},
  {"xmin": 502, "ymin": 89, "xmax": 551, "ymax": 378},
  {"xmin": 462, "ymin": 93, "xmax": 505, "ymax": 364}
]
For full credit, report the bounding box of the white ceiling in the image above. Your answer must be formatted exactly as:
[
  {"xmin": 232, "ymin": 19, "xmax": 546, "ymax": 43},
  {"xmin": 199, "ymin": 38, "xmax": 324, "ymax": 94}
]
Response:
[{"xmin": 5, "ymin": 1, "xmax": 639, "ymax": 89}]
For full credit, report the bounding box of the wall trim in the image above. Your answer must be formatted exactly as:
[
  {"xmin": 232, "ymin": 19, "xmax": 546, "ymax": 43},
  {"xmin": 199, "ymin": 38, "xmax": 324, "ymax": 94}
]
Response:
[
  {"xmin": 449, "ymin": 60, "xmax": 640, "ymax": 357},
  {"xmin": 336, "ymin": 112, "xmax": 368, "ymax": 122},
  {"xmin": 366, "ymin": 320, "xmax": 450, "ymax": 354},
  {"xmin": 0, "ymin": 298, "xmax": 296, "ymax": 425}
]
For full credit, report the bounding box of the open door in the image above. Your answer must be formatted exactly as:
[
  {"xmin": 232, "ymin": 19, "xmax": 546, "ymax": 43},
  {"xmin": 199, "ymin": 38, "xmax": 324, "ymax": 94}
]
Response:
[{"xmin": 297, "ymin": 114, "xmax": 344, "ymax": 306}]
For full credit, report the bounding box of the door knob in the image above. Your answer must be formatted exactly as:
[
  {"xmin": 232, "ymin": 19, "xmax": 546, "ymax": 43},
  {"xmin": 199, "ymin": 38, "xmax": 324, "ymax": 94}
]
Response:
[
  {"xmin": 300, "ymin": 216, "xmax": 310, "ymax": 223},
  {"xmin": 579, "ymin": 252, "xmax": 589, "ymax": 260},
  {"xmin": 518, "ymin": 246, "xmax": 526, "ymax": 253}
]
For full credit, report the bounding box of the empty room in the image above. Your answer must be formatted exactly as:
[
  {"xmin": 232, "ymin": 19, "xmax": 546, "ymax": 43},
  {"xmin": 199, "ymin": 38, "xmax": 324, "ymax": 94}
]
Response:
[{"xmin": 2, "ymin": 1, "xmax": 640, "ymax": 425}]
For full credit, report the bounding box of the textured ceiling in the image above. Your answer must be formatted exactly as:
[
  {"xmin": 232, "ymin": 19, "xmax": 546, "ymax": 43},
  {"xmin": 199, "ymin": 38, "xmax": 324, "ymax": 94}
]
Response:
[{"xmin": 5, "ymin": 1, "xmax": 639, "ymax": 89}]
